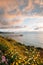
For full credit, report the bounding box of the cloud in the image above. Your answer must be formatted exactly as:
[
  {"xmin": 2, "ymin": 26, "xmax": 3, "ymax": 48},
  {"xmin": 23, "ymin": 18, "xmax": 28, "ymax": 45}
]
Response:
[
  {"xmin": 34, "ymin": 0, "xmax": 43, "ymax": 6},
  {"xmin": 8, "ymin": 9, "xmax": 18, "ymax": 15},
  {"xmin": 0, "ymin": 0, "xmax": 43, "ymax": 32},
  {"xmin": 22, "ymin": 0, "xmax": 43, "ymax": 16},
  {"xmin": 34, "ymin": 27, "xmax": 43, "ymax": 31},
  {"xmin": 0, "ymin": 0, "xmax": 43, "ymax": 16},
  {"xmin": 30, "ymin": 4, "xmax": 43, "ymax": 15},
  {"xmin": 34, "ymin": 0, "xmax": 41, "ymax": 4},
  {"xmin": 0, "ymin": 8, "xmax": 5, "ymax": 15},
  {"xmin": 17, "ymin": 0, "xmax": 28, "ymax": 10},
  {"xmin": 0, "ymin": 26, "xmax": 25, "ymax": 29},
  {"xmin": 0, "ymin": 16, "xmax": 24, "ymax": 28},
  {"xmin": 23, "ymin": 0, "xmax": 33, "ymax": 11}
]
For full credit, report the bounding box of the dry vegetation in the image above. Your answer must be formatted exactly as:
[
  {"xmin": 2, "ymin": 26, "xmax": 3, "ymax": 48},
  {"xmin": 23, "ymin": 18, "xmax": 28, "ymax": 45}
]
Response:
[{"xmin": 0, "ymin": 36, "xmax": 43, "ymax": 65}]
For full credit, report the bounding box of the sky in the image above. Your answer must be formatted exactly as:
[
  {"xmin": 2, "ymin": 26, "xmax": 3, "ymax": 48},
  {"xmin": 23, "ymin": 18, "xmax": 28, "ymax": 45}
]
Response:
[{"xmin": 0, "ymin": 0, "xmax": 43, "ymax": 32}]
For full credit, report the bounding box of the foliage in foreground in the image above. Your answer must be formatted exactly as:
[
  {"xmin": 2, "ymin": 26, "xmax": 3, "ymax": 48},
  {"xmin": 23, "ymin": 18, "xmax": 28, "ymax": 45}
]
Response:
[{"xmin": 0, "ymin": 36, "xmax": 43, "ymax": 65}]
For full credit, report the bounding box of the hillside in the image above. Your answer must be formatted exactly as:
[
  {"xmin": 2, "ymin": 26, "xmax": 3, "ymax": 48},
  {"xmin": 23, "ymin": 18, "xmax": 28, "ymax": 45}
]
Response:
[{"xmin": 0, "ymin": 36, "xmax": 43, "ymax": 65}]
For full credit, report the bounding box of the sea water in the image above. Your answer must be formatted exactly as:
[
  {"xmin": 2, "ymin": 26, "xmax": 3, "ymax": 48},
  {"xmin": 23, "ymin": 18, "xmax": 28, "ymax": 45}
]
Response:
[{"xmin": 0, "ymin": 32, "xmax": 43, "ymax": 48}]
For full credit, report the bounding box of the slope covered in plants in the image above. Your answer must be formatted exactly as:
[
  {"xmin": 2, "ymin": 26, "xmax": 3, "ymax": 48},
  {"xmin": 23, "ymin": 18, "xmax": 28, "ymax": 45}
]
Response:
[{"xmin": 0, "ymin": 36, "xmax": 43, "ymax": 65}]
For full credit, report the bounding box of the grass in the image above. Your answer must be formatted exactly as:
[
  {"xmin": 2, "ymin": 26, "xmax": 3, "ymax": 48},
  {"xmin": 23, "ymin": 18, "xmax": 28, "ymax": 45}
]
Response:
[{"xmin": 0, "ymin": 36, "xmax": 43, "ymax": 65}]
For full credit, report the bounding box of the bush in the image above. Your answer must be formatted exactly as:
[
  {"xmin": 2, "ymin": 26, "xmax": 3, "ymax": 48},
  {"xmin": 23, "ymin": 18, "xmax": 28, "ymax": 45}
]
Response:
[{"xmin": 0, "ymin": 43, "xmax": 8, "ymax": 53}]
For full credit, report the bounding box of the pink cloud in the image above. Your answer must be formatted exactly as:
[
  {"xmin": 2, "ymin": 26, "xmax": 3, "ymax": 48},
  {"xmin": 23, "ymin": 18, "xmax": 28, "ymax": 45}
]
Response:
[
  {"xmin": 0, "ymin": 0, "xmax": 43, "ymax": 16},
  {"xmin": 23, "ymin": 0, "xmax": 34, "ymax": 11},
  {"xmin": 34, "ymin": 0, "xmax": 40, "ymax": 4}
]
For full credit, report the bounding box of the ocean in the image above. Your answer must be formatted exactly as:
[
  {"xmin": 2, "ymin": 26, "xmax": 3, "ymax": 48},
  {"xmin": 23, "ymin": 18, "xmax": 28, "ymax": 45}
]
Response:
[{"xmin": 0, "ymin": 32, "xmax": 43, "ymax": 48}]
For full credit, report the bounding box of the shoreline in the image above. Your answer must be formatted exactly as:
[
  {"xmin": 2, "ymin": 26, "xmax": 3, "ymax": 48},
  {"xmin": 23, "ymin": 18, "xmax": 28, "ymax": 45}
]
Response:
[{"xmin": 0, "ymin": 35, "xmax": 43, "ymax": 65}]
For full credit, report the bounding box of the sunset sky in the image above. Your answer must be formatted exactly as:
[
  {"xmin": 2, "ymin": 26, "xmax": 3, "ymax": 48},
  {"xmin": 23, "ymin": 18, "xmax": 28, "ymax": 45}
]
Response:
[{"xmin": 0, "ymin": 0, "xmax": 43, "ymax": 32}]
